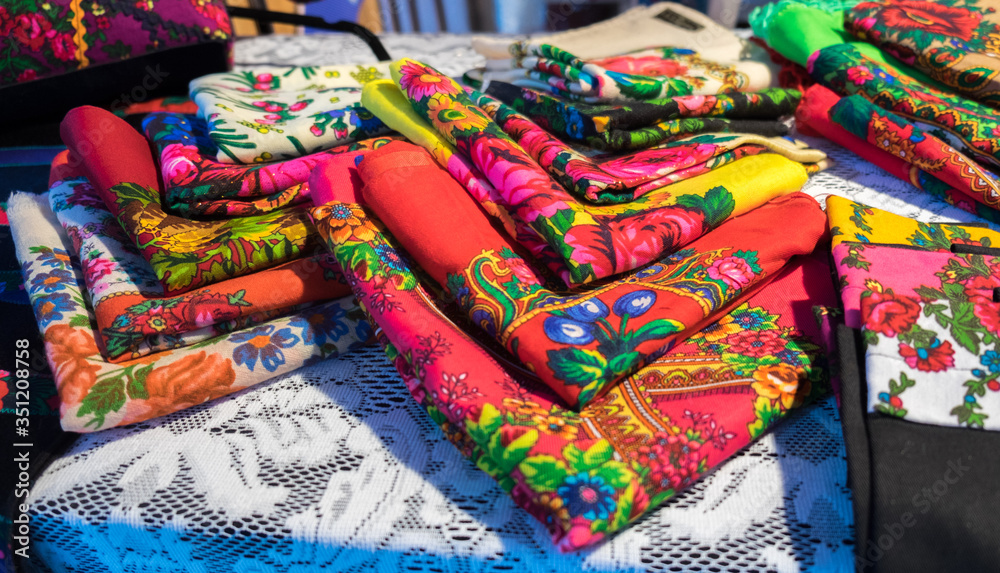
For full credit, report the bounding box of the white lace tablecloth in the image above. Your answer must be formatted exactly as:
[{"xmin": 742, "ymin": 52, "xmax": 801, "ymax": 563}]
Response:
[{"xmin": 22, "ymin": 33, "xmax": 999, "ymax": 573}]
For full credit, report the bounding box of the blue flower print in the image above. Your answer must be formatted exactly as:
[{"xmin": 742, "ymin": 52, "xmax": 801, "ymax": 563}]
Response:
[
  {"xmin": 36, "ymin": 248, "xmax": 71, "ymax": 269},
  {"xmin": 33, "ymin": 292, "xmax": 75, "ymax": 327},
  {"xmin": 564, "ymin": 299, "xmax": 609, "ymax": 322},
  {"xmin": 557, "ymin": 473, "xmax": 616, "ymax": 521},
  {"xmin": 30, "ymin": 268, "xmax": 73, "ymax": 295},
  {"xmin": 612, "ymin": 290, "xmax": 657, "ymax": 318},
  {"xmin": 981, "ymin": 351, "xmax": 1000, "ymax": 374},
  {"xmin": 230, "ymin": 325, "xmax": 300, "ymax": 372},
  {"xmin": 290, "ymin": 305, "xmax": 350, "ymax": 347},
  {"xmin": 544, "ymin": 316, "xmax": 595, "ymax": 345},
  {"xmin": 375, "ymin": 244, "xmax": 406, "ymax": 271},
  {"xmin": 564, "ymin": 107, "xmax": 585, "ymax": 139}
]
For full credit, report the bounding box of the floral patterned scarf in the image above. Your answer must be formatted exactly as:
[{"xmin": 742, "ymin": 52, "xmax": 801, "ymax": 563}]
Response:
[
  {"xmin": 472, "ymin": 88, "xmax": 827, "ymax": 203},
  {"xmin": 143, "ymin": 112, "xmax": 398, "ymax": 217},
  {"xmin": 828, "ymin": 93, "xmax": 1000, "ymax": 212},
  {"xmin": 846, "ymin": 0, "xmax": 1000, "ymax": 108},
  {"xmin": 308, "ymin": 166, "xmax": 837, "ymax": 550},
  {"xmin": 8, "ymin": 192, "xmax": 372, "ymax": 432},
  {"xmin": 485, "ymin": 82, "xmax": 802, "ymax": 151},
  {"xmin": 473, "ymin": 43, "xmax": 774, "ymax": 103},
  {"xmin": 347, "ymin": 141, "xmax": 827, "ymax": 410},
  {"xmin": 190, "ymin": 64, "xmax": 394, "ymax": 163},
  {"xmin": 48, "ymin": 176, "xmax": 352, "ymax": 362},
  {"xmin": 61, "ymin": 106, "xmax": 318, "ymax": 295},
  {"xmin": 369, "ymin": 61, "xmax": 812, "ymax": 287},
  {"xmin": 797, "ymin": 84, "xmax": 1000, "ymax": 224},
  {"xmin": 809, "ymin": 43, "xmax": 1000, "ymax": 168},
  {"xmin": 828, "ymin": 196, "xmax": 1000, "ymax": 430}
]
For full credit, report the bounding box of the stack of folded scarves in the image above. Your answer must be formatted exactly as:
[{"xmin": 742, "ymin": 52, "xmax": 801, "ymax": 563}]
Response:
[
  {"xmin": 8, "ymin": 106, "xmax": 376, "ymax": 432},
  {"xmin": 361, "ymin": 59, "xmax": 828, "ymax": 289},
  {"xmin": 298, "ymin": 46, "xmax": 841, "ymax": 547},
  {"xmin": 756, "ymin": 0, "xmax": 1000, "ymax": 223},
  {"xmin": 469, "ymin": 2, "xmax": 781, "ymax": 103},
  {"xmin": 9, "ymin": 41, "xmax": 842, "ymax": 549}
]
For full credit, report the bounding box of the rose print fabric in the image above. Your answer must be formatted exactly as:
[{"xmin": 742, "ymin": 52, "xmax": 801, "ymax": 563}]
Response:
[
  {"xmin": 60, "ymin": 106, "xmax": 317, "ymax": 295},
  {"xmin": 829, "ymin": 196, "xmax": 1000, "ymax": 429},
  {"xmin": 190, "ymin": 64, "xmax": 394, "ymax": 163},
  {"xmin": 48, "ymin": 177, "xmax": 351, "ymax": 362},
  {"xmin": 8, "ymin": 192, "xmax": 372, "ymax": 432},
  {"xmin": 377, "ymin": 60, "xmax": 811, "ymax": 287},
  {"xmin": 828, "ymin": 93, "xmax": 1000, "ymax": 211},
  {"xmin": 476, "ymin": 43, "xmax": 772, "ymax": 104},
  {"xmin": 797, "ymin": 84, "xmax": 1000, "ymax": 224},
  {"xmin": 485, "ymin": 82, "xmax": 801, "ymax": 151},
  {"xmin": 351, "ymin": 141, "xmax": 827, "ymax": 409},
  {"xmin": 143, "ymin": 112, "xmax": 398, "ymax": 218},
  {"xmin": 846, "ymin": 0, "xmax": 1000, "ymax": 108},
  {"xmin": 472, "ymin": 88, "xmax": 828, "ymax": 203},
  {"xmin": 0, "ymin": 0, "xmax": 231, "ymax": 87},
  {"xmin": 809, "ymin": 43, "xmax": 1000, "ymax": 168},
  {"xmin": 309, "ymin": 168, "xmax": 837, "ymax": 550}
]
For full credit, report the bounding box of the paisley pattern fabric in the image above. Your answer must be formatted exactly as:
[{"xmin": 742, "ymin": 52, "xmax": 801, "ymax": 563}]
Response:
[
  {"xmin": 486, "ymin": 82, "xmax": 801, "ymax": 151},
  {"xmin": 309, "ymin": 176, "xmax": 837, "ymax": 551},
  {"xmin": 846, "ymin": 0, "xmax": 1000, "ymax": 107},
  {"xmin": 481, "ymin": 43, "xmax": 769, "ymax": 104},
  {"xmin": 828, "ymin": 93, "xmax": 1000, "ymax": 211},
  {"xmin": 0, "ymin": 0, "xmax": 231, "ymax": 87},
  {"xmin": 143, "ymin": 112, "xmax": 398, "ymax": 218},
  {"xmin": 48, "ymin": 177, "xmax": 351, "ymax": 362},
  {"xmin": 351, "ymin": 141, "xmax": 827, "ymax": 410},
  {"xmin": 377, "ymin": 60, "xmax": 810, "ymax": 287},
  {"xmin": 61, "ymin": 106, "xmax": 317, "ymax": 295},
  {"xmin": 797, "ymin": 84, "xmax": 1000, "ymax": 224},
  {"xmin": 828, "ymin": 197, "xmax": 1000, "ymax": 430},
  {"xmin": 809, "ymin": 43, "xmax": 1000, "ymax": 167},
  {"xmin": 473, "ymin": 89, "xmax": 827, "ymax": 203},
  {"xmin": 9, "ymin": 192, "xmax": 372, "ymax": 432},
  {"xmin": 190, "ymin": 64, "xmax": 394, "ymax": 163}
]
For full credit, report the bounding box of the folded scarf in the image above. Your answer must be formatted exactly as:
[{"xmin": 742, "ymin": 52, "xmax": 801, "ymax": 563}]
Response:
[
  {"xmin": 470, "ymin": 43, "xmax": 772, "ymax": 104},
  {"xmin": 309, "ymin": 169, "xmax": 837, "ymax": 550},
  {"xmin": 9, "ymin": 192, "xmax": 372, "ymax": 432},
  {"xmin": 797, "ymin": 84, "xmax": 1000, "ymax": 224},
  {"xmin": 763, "ymin": 3, "xmax": 944, "ymax": 88},
  {"xmin": 60, "ymin": 106, "xmax": 317, "ymax": 295},
  {"xmin": 749, "ymin": 0, "xmax": 862, "ymax": 44},
  {"xmin": 846, "ymin": 0, "xmax": 1000, "ymax": 108},
  {"xmin": 810, "ymin": 43, "xmax": 1000, "ymax": 168},
  {"xmin": 373, "ymin": 61, "xmax": 811, "ymax": 287},
  {"xmin": 485, "ymin": 82, "xmax": 800, "ymax": 151},
  {"xmin": 190, "ymin": 64, "xmax": 394, "ymax": 163},
  {"xmin": 472, "ymin": 88, "xmax": 827, "ymax": 203},
  {"xmin": 828, "ymin": 196, "xmax": 1000, "ymax": 430},
  {"xmin": 48, "ymin": 176, "xmax": 351, "ymax": 361},
  {"xmin": 828, "ymin": 93, "xmax": 1000, "ymax": 211},
  {"xmin": 143, "ymin": 112, "xmax": 398, "ymax": 217},
  {"xmin": 347, "ymin": 141, "xmax": 826, "ymax": 409}
]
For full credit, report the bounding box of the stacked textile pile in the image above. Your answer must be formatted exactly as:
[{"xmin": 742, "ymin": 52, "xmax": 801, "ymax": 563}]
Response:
[
  {"xmin": 6, "ymin": 3, "xmax": 842, "ymax": 553},
  {"xmin": 301, "ymin": 45, "xmax": 834, "ymax": 546},
  {"xmin": 46, "ymin": 4, "xmax": 1000, "ymax": 566},
  {"xmin": 6, "ymin": 63, "xmax": 411, "ymax": 432},
  {"xmin": 751, "ymin": 1, "xmax": 1000, "ymax": 569}
]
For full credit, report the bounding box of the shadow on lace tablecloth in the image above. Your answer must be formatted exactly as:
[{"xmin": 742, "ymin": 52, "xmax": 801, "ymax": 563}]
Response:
[{"xmin": 24, "ymin": 345, "xmax": 853, "ymax": 573}]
